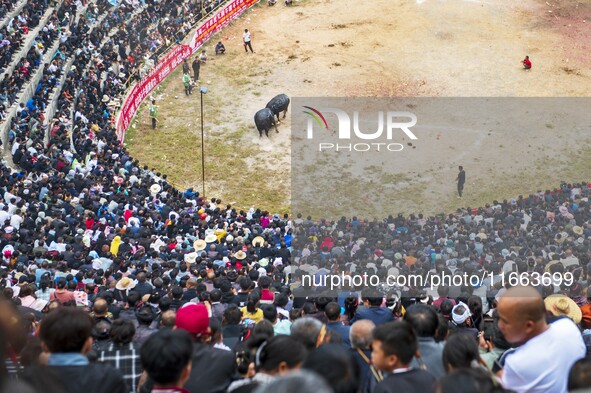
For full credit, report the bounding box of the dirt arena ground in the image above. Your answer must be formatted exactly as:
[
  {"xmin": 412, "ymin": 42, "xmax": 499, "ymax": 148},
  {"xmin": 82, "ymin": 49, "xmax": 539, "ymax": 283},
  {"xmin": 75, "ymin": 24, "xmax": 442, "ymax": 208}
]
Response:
[{"xmin": 126, "ymin": 0, "xmax": 591, "ymax": 218}]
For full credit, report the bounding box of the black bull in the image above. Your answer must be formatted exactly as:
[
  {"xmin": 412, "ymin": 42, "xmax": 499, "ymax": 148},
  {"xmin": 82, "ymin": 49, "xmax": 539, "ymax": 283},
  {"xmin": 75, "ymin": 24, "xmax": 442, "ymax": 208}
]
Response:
[
  {"xmin": 265, "ymin": 94, "xmax": 290, "ymax": 122},
  {"xmin": 254, "ymin": 108, "xmax": 278, "ymax": 137}
]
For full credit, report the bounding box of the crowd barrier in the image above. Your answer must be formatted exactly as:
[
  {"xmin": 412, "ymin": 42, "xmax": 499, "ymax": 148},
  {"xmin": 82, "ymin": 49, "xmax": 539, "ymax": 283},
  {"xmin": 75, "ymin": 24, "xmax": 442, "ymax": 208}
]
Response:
[{"xmin": 115, "ymin": 0, "xmax": 259, "ymax": 142}]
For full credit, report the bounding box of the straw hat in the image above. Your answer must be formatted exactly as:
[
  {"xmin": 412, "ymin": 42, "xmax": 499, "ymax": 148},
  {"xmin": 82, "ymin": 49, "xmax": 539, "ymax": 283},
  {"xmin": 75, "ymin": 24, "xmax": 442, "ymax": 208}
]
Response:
[
  {"xmin": 205, "ymin": 234, "xmax": 217, "ymax": 243},
  {"xmin": 234, "ymin": 250, "xmax": 247, "ymax": 260},
  {"xmin": 573, "ymin": 226, "xmax": 584, "ymax": 236},
  {"xmin": 252, "ymin": 236, "xmax": 265, "ymax": 247},
  {"xmin": 544, "ymin": 294, "xmax": 582, "ymax": 324},
  {"xmin": 115, "ymin": 277, "xmax": 137, "ymax": 291},
  {"xmin": 545, "ymin": 260, "xmax": 563, "ymax": 273},
  {"xmin": 258, "ymin": 258, "xmax": 269, "ymax": 267},
  {"xmin": 150, "ymin": 184, "xmax": 161, "ymax": 194},
  {"xmin": 185, "ymin": 252, "xmax": 198, "ymax": 264},
  {"xmin": 194, "ymin": 239, "xmax": 207, "ymax": 251}
]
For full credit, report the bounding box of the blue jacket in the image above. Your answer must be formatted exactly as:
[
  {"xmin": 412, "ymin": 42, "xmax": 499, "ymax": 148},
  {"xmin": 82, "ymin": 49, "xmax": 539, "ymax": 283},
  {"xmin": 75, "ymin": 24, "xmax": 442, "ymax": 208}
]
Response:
[
  {"xmin": 351, "ymin": 306, "xmax": 394, "ymax": 325},
  {"xmin": 326, "ymin": 321, "xmax": 351, "ymax": 347}
]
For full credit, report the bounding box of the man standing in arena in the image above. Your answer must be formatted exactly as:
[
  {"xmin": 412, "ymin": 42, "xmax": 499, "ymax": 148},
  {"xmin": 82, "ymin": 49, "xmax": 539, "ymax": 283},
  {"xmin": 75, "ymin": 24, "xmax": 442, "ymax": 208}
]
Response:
[
  {"xmin": 150, "ymin": 100, "xmax": 158, "ymax": 129},
  {"xmin": 243, "ymin": 29, "xmax": 254, "ymax": 53},
  {"xmin": 456, "ymin": 166, "xmax": 465, "ymax": 198},
  {"xmin": 192, "ymin": 57, "xmax": 200, "ymax": 81}
]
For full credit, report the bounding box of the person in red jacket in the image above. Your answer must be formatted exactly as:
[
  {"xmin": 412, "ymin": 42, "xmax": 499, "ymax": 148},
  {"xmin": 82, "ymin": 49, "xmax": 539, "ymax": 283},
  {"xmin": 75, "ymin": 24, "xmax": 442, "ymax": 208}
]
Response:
[{"xmin": 522, "ymin": 55, "xmax": 532, "ymax": 70}]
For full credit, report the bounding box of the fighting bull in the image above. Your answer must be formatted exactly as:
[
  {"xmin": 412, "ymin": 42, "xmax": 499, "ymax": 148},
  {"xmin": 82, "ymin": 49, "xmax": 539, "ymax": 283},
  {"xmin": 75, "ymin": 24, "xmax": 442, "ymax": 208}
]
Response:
[
  {"xmin": 254, "ymin": 108, "xmax": 278, "ymax": 138},
  {"xmin": 265, "ymin": 94, "xmax": 290, "ymax": 123}
]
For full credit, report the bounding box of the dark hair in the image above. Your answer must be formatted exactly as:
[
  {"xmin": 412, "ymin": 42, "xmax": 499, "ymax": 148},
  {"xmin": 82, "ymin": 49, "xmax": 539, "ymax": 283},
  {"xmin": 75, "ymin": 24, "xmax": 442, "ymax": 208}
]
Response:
[
  {"xmin": 443, "ymin": 333, "xmax": 480, "ymax": 372},
  {"xmin": 256, "ymin": 335, "xmax": 307, "ymax": 372},
  {"xmin": 303, "ymin": 344, "xmax": 359, "ymax": 393},
  {"xmin": 372, "ymin": 321, "xmax": 417, "ymax": 365},
  {"xmin": 159, "ymin": 296, "xmax": 172, "ymax": 312},
  {"xmin": 246, "ymin": 292, "xmax": 260, "ymax": 313},
  {"xmin": 259, "ymin": 276, "xmax": 271, "ymax": 289},
  {"xmin": 171, "ymin": 286, "xmax": 183, "ymax": 300},
  {"xmin": 19, "ymin": 284, "xmax": 33, "ymax": 298},
  {"xmin": 440, "ymin": 299, "xmax": 454, "ymax": 316},
  {"xmin": 92, "ymin": 319, "xmax": 112, "ymax": 341},
  {"xmin": 141, "ymin": 329, "xmax": 193, "ymax": 385},
  {"xmin": 324, "ymin": 302, "xmax": 341, "ymax": 322},
  {"xmin": 273, "ymin": 293, "xmax": 289, "ymax": 308},
  {"xmin": 344, "ymin": 296, "xmax": 358, "ymax": 320},
  {"xmin": 210, "ymin": 289, "xmax": 222, "ymax": 302},
  {"xmin": 489, "ymin": 311, "xmax": 510, "ymax": 350},
  {"xmin": 239, "ymin": 277, "xmax": 253, "ymax": 291},
  {"xmin": 435, "ymin": 314, "xmax": 449, "ymax": 342},
  {"xmin": 39, "ymin": 276, "xmax": 50, "ymax": 293},
  {"xmin": 438, "ymin": 368, "xmax": 509, "ymax": 393},
  {"xmin": 110, "ymin": 319, "xmax": 136, "ymax": 345},
  {"xmin": 56, "ymin": 277, "xmax": 67, "ymax": 289},
  {"xmin": 136, "ymin": 305, "xmax": 156, "ymax": 325},
  {"xmin": 39, "ymin": 308, "xmax": 93, "ymax": 353},
  {"xmin": 404, "ymin": 304, "xmax": 439, "ymax": 338},
  {"xmin": 569, "ymin": 357, "xmax": 591, "ymax": 391},
  {"xmin": 223, "ymin": 305, "xmax": 242, "ymax": 325},
  {"xmin": 262, "ymin": 304, "xmax": 278, "ymax": 323},
  {"xmin": 252, "ymin": 320, "xmax": 275, "ymax": 340},
  {"xmin": 361, "ymin": 288, "xmax": 382, "ymax": 307}
]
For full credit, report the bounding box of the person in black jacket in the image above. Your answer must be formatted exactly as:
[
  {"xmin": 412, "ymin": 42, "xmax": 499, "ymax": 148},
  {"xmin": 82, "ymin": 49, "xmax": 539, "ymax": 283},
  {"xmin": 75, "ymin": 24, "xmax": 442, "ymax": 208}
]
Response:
[
  {"xmin": 21, "ymin": 307, "xmax": 126, "ymax": 393},
  {"xmin": 138, "ymin": 303, "xmax": 237, "ymax": 393},
  {"xmin": 371, "ymin": 321, "xmax": 436, "ymax": 393},
  {"xmin": 456, "ymin": 166, "xmax": 466, "ymax": 198}
]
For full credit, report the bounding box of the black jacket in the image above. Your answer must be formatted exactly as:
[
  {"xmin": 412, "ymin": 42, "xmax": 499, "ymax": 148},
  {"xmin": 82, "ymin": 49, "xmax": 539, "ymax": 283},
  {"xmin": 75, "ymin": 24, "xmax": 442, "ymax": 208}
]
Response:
[
  {"xmin": 22, "ymin": 363, "xmax": 127, "ymax": 393},
  {"xmin": 184, "ymin": 343, "xmax": 238, "ymax": 393}
]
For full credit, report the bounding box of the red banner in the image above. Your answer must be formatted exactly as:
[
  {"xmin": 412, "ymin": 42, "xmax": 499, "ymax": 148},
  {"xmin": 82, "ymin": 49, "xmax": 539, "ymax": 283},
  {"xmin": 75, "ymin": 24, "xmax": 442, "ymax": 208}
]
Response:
[
  {"xmin": 191, "ymin": 0, "xmax": 259, "ymax": 52},
  {"xmin": 116, "ymin": 0, "xmax": 259, "ymax": 142}
]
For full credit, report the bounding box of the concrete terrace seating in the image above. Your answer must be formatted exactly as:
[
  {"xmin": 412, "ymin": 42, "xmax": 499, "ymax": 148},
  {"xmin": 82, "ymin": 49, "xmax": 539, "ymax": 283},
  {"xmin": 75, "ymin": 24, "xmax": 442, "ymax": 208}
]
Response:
[
  {"xmin": 0, "ymin": 2, "xmax": 58, "ymax": 122},
  {"xmin": 5, "ymin": 0, "xmax": 224, "ymax": 172},
  {"xmin": 1, "ymin": 0, "xmax": 95, "ymax": 163},
  {"xmin": 0, "ymin": 0, "xmax": 54, "ymax": 78},
  {"xmin": 0, "ymin": 0, "xmax": 27, "ymax": 29}
]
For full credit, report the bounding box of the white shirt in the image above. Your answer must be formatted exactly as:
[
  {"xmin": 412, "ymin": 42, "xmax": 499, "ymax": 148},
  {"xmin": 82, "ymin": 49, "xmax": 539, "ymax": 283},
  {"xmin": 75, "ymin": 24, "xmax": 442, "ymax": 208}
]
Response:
[
  {"xmin": 0, "ymin": 211, "xmax": 9, "ymax": 226},
  {"xmin": 243, "ymin": 31, "xmax": 251, "ymax": 42},
  {"xmin": 10, "ymin": 214, "xmax": 23, "ymax": 230},
  {"xmin": 502, "ymin": 318, "xmax": 585, "ymax": 393}
]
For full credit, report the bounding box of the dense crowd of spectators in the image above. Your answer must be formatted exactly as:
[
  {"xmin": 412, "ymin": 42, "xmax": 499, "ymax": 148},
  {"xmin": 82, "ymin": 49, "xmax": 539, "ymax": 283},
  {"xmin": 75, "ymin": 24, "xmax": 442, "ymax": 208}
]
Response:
[
  {"xmin": 0, "ymin": 0, "xmax": 21, "ymax": 20},
  {"xmin": 0, "ymin": 161, "xmax": 590, "ymax": 393},
  {"xmin": 0, "ymin": 0, "xmax": 69, "ymax": 121},
  {"xmin": 0, "ymin": 0, "xmax": 590, "ymax": 392}
]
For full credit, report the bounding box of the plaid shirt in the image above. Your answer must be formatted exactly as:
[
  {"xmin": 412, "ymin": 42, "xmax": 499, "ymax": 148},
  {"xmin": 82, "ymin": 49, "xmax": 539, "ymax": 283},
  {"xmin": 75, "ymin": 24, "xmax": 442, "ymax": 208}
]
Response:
[{"xmin": 98, "ymin": 343, "xmax": 142, "ymax": 393}]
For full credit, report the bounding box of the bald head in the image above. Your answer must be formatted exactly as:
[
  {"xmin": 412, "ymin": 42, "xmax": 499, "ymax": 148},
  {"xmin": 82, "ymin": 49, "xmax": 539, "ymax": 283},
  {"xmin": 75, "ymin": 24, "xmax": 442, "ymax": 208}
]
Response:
[
  {"xmin": 350, "ymin": 319, "xmax": 375, "ymax": 349},
  {"xmin": 501, "ymin": 286, "xmax": 546, "ymax": 323},
  {"xmin": 93, "ymin": 298, "xmax": 108, "ymax": 316},
  {"xmin": 160, "ymin": 310, "xmax": 177, "ymax": 328},
  {"xmin": 497, "ymin": 286, "xmax": 547, "ymax": 345}
]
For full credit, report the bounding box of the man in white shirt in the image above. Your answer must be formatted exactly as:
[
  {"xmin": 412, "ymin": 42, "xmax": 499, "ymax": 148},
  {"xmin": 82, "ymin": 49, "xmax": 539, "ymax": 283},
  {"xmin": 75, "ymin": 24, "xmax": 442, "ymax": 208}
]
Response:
[
  {"xmin": 243, "ymin": 29, "xmax": 254, "ymax": 53},
  {"xmin": 497, "ymin": 286, "xmax": 585, "ymax": 393},
  {"xmin": 9, "ymin": 210, "xmax": 23, "ymax": 230},
  {"xmin": 0, "ymin": 206, "xmax": 9, "ymax": 226}
]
